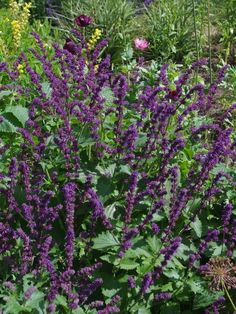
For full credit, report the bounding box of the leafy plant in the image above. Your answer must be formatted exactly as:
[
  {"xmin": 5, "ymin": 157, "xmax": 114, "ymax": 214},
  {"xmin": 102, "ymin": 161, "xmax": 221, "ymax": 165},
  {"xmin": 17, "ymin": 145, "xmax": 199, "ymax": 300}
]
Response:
[
  {"xmin": 57, "ymin": 0, "xmax": 137, "ymax": 63},
  {"xmin": 0, "ymin": 30, "xmax": 236, "ymax": 313}
]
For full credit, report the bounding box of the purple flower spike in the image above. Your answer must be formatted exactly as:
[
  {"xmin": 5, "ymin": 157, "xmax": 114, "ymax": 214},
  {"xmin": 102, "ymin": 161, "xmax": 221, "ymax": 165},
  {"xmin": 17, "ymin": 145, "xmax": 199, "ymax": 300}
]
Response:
[{"xmin": 154, "ymin": 292, "xmax": 172, "ymax": 301}]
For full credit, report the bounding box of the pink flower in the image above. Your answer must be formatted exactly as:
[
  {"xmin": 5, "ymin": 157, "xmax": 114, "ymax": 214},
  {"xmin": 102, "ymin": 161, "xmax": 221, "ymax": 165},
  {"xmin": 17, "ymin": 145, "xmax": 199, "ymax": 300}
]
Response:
[{"xmin": 134, "ymin": 38, "xmax": 149, "ymax": 51}]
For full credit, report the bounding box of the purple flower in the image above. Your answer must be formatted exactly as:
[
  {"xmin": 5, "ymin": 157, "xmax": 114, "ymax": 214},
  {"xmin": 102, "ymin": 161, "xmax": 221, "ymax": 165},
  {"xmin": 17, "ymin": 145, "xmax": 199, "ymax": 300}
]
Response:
[
  {"xmin": 97, "ymin": 295, "xmax": 121, "ymax": 314},
  {"xmin": 3, "ymin": 281, "xmax": 15, "ymax": 291},
  {"xmin": 151, "ymin": 223, "xmax": 160, "ymax": 234},
  {"xmin": 63, "ymin": 38, "xmax": 78, "ymax": 55},
  {"xmin": 47, "ymin": 304, "xmax": 56, "ymax": 313},
  {"xmin": 89, "ymin": 301, "xmax": 104, "ymax": 309},
  {"xmin": 24, "ymin": 286, "xmax": 37, "ymax": 300},
  {"xmin": 222, "ymin": 203, "xmax": 233, "ymax": 227},
  {"xmin": 140, "ymin": 272, "xmax": 153, "ymax": 295},
  {"xmin": 63, "ymin": 182, "xmax": 77, "ymax": 270},
  {"xmin": 154, "ymin": 292, "xmax": 172, "ymax": 301},
  {"xmin": 127, "ymin": 276, "xmax": 136, "ymax": 289},
  {"xmin": 75, "ymin": 15, "xmax": 93, "ymax": 27}
]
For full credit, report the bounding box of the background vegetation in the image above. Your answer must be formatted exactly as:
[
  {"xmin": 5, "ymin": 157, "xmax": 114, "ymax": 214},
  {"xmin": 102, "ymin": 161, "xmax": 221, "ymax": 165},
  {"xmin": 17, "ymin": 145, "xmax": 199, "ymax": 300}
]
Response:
[{"xmin": 0, "ymin": 0, "xmax": 236, "ymax": 313}]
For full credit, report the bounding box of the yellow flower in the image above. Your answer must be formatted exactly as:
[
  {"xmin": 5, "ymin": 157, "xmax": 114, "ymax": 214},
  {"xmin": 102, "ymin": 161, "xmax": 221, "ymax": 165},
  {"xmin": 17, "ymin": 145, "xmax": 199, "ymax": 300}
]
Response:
[
  {"xmin": 88, "ymin": 28, "xmax": 102, "ymax": 50},
  {"xmin": 17, "ymin": 64, "xmax": 24, "ymax": 74},
  {"xmin": 11, "ymin": 19, "xmax": 21, "ymax": 47},
  {"xmin": 9, "ymin": 1, "xmax": 32, "ymax": 49}
]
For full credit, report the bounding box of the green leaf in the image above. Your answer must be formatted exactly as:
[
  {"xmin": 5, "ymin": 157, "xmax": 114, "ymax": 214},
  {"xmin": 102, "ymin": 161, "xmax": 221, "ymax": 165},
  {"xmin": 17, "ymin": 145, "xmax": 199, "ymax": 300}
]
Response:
[
  {"xmin": 72, "ymin": 307, "xmax": 86, "ymax": 314},
  {"xmin": 102, "ymin": 288, "xmax": 119, "ymax": 298},
  {"xmin": 160, "ymin": 303, "xmax": 180, "ymax": 314},
  {"xmin": 119, "ymin": 164, "xmax": 131, "ymax": 175},
  {"xmin": 4, "ymin": 106, "xmax": 29, "ymax": 127},
  {"xmin": 100, "ymin": 87, "xmax": 115, "ymax": 105},
  {"xmin": 0, "ymin": 118, "xmax": 16, "ymax": 133},
  {"xmin": 190, "ymin": 216, "xmax": 202, "ymax": 238},
  {"xmin": 92, "ymin": 232, "xmax": 119, "ymax": 250},
  {"xmin": 193, "ymin": 291, "xmax": 224, "ymax": 310},
  {"xmin": 41, "ymin": 82, "xmax": 52, "ymax": 99},
  {"xmin": 4, "ymin": 297, "xmax": 27, "ymax": 314},
  {"xmin": 25, "ymin": 291, "xmax": 45, "ymax": 309},
  {"xmin": 100, "ymin": 254, "xmax": 119, "ymax": 265},
  {"xmin": 163, "ymin": 268, "xmax": 180, "ymax": 279},
  {"xmin": 0, "ymin": 90, "xmax": 12, "ymax": 99},
  {"xmin": 105, "ymin": 204, "xmax": 116, "ymax": 219},
  {"xmin": 147, "ymin": 235, "xmax": 162, "ymax": 253},
  {"xmin": 137, "ymin": 308, "xmax": 152, "ymax": 314},
  {"xmin": 55, "ymin": 295, "xmax": 67, "ymax": 307},
  {"xmin": 96, "ymin": 164, "xmax": 116, "ymax": 177},
  {"xmin": 119, "ymin": 258, "xmax": 139, "ymax": 270},
  {"xmin": 135, "ymin": 247, "xmax": 152, "ymax": 258},
  {"xmin": 188, "ymin": 278, "xmax": 204, "ymax": 294}
]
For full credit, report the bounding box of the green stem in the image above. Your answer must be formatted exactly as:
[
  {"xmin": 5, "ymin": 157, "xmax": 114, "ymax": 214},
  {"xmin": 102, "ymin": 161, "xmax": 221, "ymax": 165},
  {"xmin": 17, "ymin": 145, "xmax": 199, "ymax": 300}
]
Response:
[
  {"xmin": 207, "ymin": 0, "xmax": 212, "ymax": 84},
  {"xmin": 192, "ymin": 0, "xmax": 199, "ymax": 61},
  {"xmin": 221, "ymin": 280, "xmax": 236, "ymax": 311}
]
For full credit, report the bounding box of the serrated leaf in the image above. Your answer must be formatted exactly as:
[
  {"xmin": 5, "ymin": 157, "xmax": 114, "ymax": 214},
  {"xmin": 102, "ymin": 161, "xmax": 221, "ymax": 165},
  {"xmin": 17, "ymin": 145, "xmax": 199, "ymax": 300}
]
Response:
[
  {"xmin": 4, "ymin": 297, "xmax": 27, "ymax": 314},
  {"xmin": 100, "ymin": 254, "xmax": 119, "ymax": 265},
  {"xmin": 119, "ymin": 258, "xmax": 139, "ymax": 270},
  {"xmin": 55, "ymin": 295, "xmax": 67, "ymax": 307},
  {"xmin": 102, "ymin": 288, "xmax": 119, "ymax": 298},
  {"xmin": 190, "ymin": 216, "xmax": 202, "ymax": 238},
  {"xmin": 119, "ymin": 165, "xmax": 131, "ymax": 175},
  {"xmin": 0, "ymin": 118, "xmax": 16, "ymax": 133},
  {"xmin": 188, "ymin": 278, "xmax": 204, "ymax": 294},
  {"xmin": 4, "ymin": 106, "xmax": 29, "ymax": 127},
  {"xmin": 25, "ymin": 291, "xmax": 44, "ymax": 309},
  {"xmin": 147, "ymin": 235, "xmax": 162, "ymax": 253},
  {"xmin": 135, "ymin": 247, "xmax": 152, "ymax": 258},
  {"xmin": 193, "ymin": 291, "xmax": 224, "ymax": 310},
  {"xmin": 72, "ymin": 307, "xmax": 86, "ymax": 314},
  {"xmin": 163, "ymin": 268, "xmax": 180, "ymax": 279},
  {"xmin": 0, "ymin": 90, "xmax": 13, "ymax": 99},
  {"xmin": 92, "ymin": 232, "xmax": 119, "ymax": 250}
]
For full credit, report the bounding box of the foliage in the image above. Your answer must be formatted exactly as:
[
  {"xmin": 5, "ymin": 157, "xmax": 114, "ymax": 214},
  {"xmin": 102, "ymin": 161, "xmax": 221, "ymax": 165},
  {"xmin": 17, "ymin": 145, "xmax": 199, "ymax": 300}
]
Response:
[
  {"xmin": 0, "ymin": 31, "xmax": 235, "ymax": 314},
  {"xmin": 57, "ymin": 0, "xmax": 137, "ymax": 63},
  {"xmin": 211, "ymin": 0, "xmax": 236, "ymax": 64},
  {"xmin": 0, "ymin": 1, "xmax": 62, "ymax": 63}
]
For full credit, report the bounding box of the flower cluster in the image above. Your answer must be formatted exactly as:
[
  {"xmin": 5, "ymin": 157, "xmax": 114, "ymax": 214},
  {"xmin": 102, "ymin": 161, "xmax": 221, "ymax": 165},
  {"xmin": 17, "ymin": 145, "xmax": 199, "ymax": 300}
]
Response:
[
  {"xmin": 8, "ymin": 0, "xmax": 32, "ymax": 48},
  {"xmin": 0, "ymin": 30, "xmax": 235, "ymax": 312},
  {"xmin": 88, "ymin": 28, "xmax": 102, "ymax": 50}
]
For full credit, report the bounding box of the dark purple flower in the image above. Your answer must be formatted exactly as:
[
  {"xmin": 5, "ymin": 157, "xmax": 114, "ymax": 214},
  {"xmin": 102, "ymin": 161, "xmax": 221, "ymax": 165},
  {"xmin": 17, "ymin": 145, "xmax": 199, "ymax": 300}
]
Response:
[
  {"xmin": 151, "ymin": 223, "xmax": 160, "ymax": 234},
  {"xmin": 140, "ymin": 272, "xmax": 153, "ymax": 295},
  {"xmin": 75, "ymin": 15, "xmax": 93, "ymax": 27},
  {"xmin": 63, "ymin": 38, "xmax": 78, "ymax": 55},
  {"xmin": 63, "ymin": 182, "xmax": 77, "ymax": 270},
  {"xmin": 222, "ymin": 203, "xmax": 233, "ymax": 228}
]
